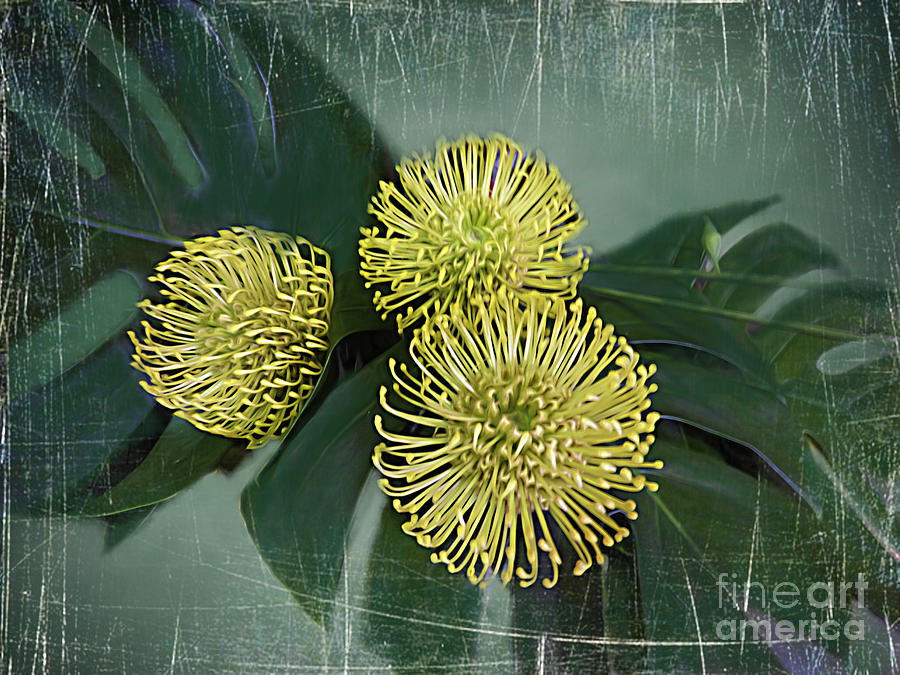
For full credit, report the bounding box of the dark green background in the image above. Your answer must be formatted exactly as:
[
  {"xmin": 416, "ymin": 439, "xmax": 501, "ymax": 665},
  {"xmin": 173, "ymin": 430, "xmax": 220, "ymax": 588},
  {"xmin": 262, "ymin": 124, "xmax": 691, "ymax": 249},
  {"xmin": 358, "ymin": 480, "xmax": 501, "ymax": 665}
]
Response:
[{"xmin": 3, "ymin": 1, "xmax": 898, "ymax": 671}]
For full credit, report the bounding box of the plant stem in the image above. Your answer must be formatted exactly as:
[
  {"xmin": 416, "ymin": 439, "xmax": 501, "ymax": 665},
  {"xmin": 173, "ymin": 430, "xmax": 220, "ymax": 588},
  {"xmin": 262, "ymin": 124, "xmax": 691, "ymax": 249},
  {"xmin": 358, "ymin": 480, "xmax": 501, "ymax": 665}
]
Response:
[
  {"xmin": 582, "ymin": 285, "xmax": 860, "ymax": 341},
  {"xmin": 9, "ymin": 199, "xmax": 186, "ymax": 247},
  {"xmin": 589, "ymin": 263, "xmax": 832, "ymax": 287}
]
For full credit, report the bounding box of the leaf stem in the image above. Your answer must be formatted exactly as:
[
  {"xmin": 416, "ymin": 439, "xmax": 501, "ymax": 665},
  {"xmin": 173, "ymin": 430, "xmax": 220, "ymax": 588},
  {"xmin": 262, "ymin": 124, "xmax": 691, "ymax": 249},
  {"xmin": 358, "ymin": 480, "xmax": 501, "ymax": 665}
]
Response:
[
  {"xmin": 589, "ymin": 263, "xmax": 831, "ymax": 287},
  {"xmin": 8, "ymin": 199, "xmax": 186, "ymax": 247},
  {"xmin": 582, "ymin": 285, "xmax": 860, "ymax": 341}
]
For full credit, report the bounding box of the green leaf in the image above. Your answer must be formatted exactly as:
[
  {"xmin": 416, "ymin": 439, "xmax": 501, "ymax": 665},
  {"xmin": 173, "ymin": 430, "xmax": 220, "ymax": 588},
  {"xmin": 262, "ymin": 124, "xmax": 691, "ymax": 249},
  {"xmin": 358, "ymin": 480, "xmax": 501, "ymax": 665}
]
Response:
[
  {"xmin": 7, "ymin": 341, "xmax": 157, "ymax": 514},
  {"xmin": 755, "ymin": 280, "xmax": 895, "ymax": 381},
  {"xmin": 508, "ymin": 544, "xmax": 618, "ymax": 672},
  {"xmin": 81, "ymin": 417, "xmax": 235, "ymax": 516},
  {"xmin": 844, "ymin": 606, "xmax": 900, "ymax": 673},
  {"xmin": 5, "ymin": 0, "xmax": 393, "ymax": 521},
  {"xmin": 583, "ymin": 272, "xmax": 858, "ymax": 344},
  {"xmin": 705, "ymin": 222, "xmax": 842, "ymax": 312},
  {"xmin": 19, "ymin": 229, "xmax": 175, "ymax": 328},
  {"xmin": 7, "ymin": 271, "xmax": 142, "ymax": 402},
  {"xmin": 801, "ymin": 437, "xmax": 900, "ymax": 587},
  {"xmin": 600, "ymin": 539, "xmax": 648, "ymax": 673},
  {"xmin": 356, "ymin": 491, "xmax": 485, "ymax": 667},
  {"xmin": 206, "ymin": 16, "xmax": 278, "ymax": 178},
  {"xmin": 331, "ymin": 270, "xmax": 388, "ymax": 341},
  {"xmin": 53, "ymin": 1, "xmax": 204, "ymax": 191},
  {"xmin": 102, "ymin": 503, "xmax": 159, "ymax": 552},
  {"xmin": 815, "ymin": 338, "xmax": 893, "ymax": 376},
  {"xmin": 6, "ymin": 94, "xmax": 105, "ymax": 179},
  {"xmin": 600, "ymin": 196, "xmax": 779, "ymax": 269},
  {"xmin": 645, "ymin": 349, "xmax": 808, "ymax": 500},
  {"xmin": 240, "ymin": 343, "xmax": 405, "ymax": 626},
  {"xmin": 633, "ymin": 429, "xmax": 850, "ymax": 672},
  {"xmin": 11, "ymin": 0, "xmax": 387, "ymax": 267},
  {"xmin": 582, "ymin": 269, "xmax": 774, "ymax": 385}
]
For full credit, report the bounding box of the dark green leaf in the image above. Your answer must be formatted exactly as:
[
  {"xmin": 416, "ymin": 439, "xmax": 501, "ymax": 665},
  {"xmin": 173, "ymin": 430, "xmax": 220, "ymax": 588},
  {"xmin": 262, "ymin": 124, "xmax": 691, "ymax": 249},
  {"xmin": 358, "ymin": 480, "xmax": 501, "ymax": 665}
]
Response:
[
  {"xmin": 705, "ymin": 222, "xmax": 842, "ymax": 312},
  {"xmin": 356, "ymin": 488, "xmax": 486, "ymax": 668},
  {"xmin": 7, "ymin": 340, "xmax": 157, "ymax": 514},
  {"xmin": 6, "ymin": 92, "xmax": 106, "ymax": 179},
  {"xmin": 507, "ymin": 540, "xmax": 629, "ymax": 672},
  {"xmin": 800, "ymin": 437, "xmax": 900, "ymax": 595},
  {"xmin": 331, "ymin": 270, "xmax": 388, "ymax": 341},
  {"xmin": 102, "ymin": 503, "xmax": 159, "ymax": 552},
  {"xmin": 639, "ymin": 349, "xmax": 808, "ymax": 500},
  {"xmin": 844, "ymin": 606, "xmax": 900, "ymax": 673},
  {"xmin": 207, "ymin": 16, "xmax": 278, "ymax": 178},
  {"xmin": 53, "ymin": 2, "xmax": 205, "ymax": 190},
  {"xmin": 5, "ymin": 0, "xmax": 393, "ymax": 522},
  {"xmin": 240, "ymin": 343, "xmax": 404, "ymax": 626},
  {"xmin": 599, "ymin": 540, "xmax": 648, "ymax": 673},
  {"xmin": 634, "ymin": 430, "xmax": 850, "ymax": 672},
  {"xmin": 81, "ymin": 417, "xmax": 235, "ymax": 516},
  {"xmin": 755, "ymin": 280, "xmax": 895, "ymax": 381},
  {"xmin": 583, "ymin": 269, "xmax": 773, "ymax": 385},
  {"xmin": 600, "ymin": 196, "xmax": 779, "ymax": 269},
  {"xmin": 11, "ymin": 0, "xmax": 387, "ymax": 271}
]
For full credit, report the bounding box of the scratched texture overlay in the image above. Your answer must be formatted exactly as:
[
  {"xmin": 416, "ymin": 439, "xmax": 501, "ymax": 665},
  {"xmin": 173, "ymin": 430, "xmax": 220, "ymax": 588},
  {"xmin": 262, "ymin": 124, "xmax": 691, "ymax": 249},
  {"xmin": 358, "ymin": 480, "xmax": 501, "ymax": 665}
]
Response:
[{"xmin": 2, "ymin": 0, "xmax": 899, "ymax": 673}]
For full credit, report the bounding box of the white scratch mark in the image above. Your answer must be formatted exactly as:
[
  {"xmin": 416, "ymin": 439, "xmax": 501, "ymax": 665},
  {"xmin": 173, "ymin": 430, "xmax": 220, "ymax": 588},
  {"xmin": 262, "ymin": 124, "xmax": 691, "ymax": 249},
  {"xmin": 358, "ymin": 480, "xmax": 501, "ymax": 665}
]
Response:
[
  {"xmin": 169, "ymin": 613, "xmax": 181, "ymax": 673},
  {"xmin": 650, "ymin": 18, "xmax": 657, "ymax": 141},
  {"xmin": 739, "ymin": 477, "xmax": 763, "ymax": 657},
  {"xmin": 719, "ymin": 0, "xmax": 729, "ymax": 79},
  {"xmin": 834, "ymin": 39, "xmax": 845, "ymax": 190},
  {"xmin": 882, "ymin": 0, "xmax": 900, "ymax": 140},
  {"xmin": 537, "ymin": 632, "xmax": 546, "ymax": 673},
  {"xmin": 886, "ymin": 608, "xmax": 899, "ymax": 673},
  {"xmin": 847, "ymin": 412, "xmax": 900, "ymax": 425},
  {"xmin": 388, "ymin": 27, "xmax": 413, "ymax": 134},
  {"xmin": 682, "ymin": 559, "xmax": 707, "ymax": 674},
  {"xmin": 535, "ymin": 0, "xmax": 543, "ymax": 143},
  {"xmin": 343, "ymin": 551, "xmax": 350, "ymax": 673}
]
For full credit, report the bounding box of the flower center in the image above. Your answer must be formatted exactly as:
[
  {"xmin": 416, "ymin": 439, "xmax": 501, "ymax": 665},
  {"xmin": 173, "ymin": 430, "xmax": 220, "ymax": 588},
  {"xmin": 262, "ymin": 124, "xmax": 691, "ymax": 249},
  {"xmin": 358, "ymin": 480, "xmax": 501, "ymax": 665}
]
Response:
[
  {"xmin": 434, "ymin": 196, "xmax": 520, "ymax": 294},
  {"xmin": 451, "ymin": 372, "xmax": 579, "ymax": 492},
  {"xmin": 460, "ymin": 373, "xmax": 552, "ymax": 428},
  {"xmin": 506, "ymin": 403, "xmax": 538, "ymax": 433},
  {"xmin": 458, "ymin": 201, "xmax": 499, "ymax": 244}
]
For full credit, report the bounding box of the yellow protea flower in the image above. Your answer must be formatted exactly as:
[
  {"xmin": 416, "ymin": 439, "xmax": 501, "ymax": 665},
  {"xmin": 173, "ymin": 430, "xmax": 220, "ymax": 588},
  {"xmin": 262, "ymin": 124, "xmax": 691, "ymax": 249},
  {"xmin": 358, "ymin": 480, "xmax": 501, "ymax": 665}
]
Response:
[
  {"xmin": 373, "ymin": 292, "xmax": 661, "ymax": 588},
  {"xmin": 360, "ymin": 134, "xmax": 589, "ymax": 332},
  {"xmin": 128, "ymin": 226, "xmax": 333, "ymax": 449}
]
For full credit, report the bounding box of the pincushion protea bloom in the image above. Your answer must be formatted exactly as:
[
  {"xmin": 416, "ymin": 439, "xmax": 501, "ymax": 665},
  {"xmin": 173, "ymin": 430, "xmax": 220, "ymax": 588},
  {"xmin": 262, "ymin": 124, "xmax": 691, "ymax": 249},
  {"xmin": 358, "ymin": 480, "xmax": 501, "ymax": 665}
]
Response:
[
  {"xmin": 360, "ymin": 134, "xmax": 589, "ymax": 332},
  {"xmin": 128, "ymin": 226, "xmax": 333, "ymax": 449},
  {"xmin": 373, "ymin": 292, "xmax": 661, "ymax": 588}
]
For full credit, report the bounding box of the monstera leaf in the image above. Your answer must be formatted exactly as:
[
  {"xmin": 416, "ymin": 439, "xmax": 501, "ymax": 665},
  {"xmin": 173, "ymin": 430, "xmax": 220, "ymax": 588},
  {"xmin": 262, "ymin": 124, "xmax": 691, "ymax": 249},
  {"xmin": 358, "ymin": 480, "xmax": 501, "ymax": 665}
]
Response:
[
  {"xmin": 5, "ymin": 0, "xmax": 389, "ymax": 516},
  {"xmin": 242, "ymin": 197, "xmax": 899, "ymax": 671}
]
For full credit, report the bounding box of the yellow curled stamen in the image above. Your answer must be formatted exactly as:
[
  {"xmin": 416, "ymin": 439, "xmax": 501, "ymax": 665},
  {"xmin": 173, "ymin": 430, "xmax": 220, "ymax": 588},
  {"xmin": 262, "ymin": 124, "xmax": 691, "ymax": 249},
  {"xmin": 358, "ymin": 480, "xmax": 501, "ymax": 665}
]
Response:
[
  {"xmin": 360, "ymin": 134, "xmax": 590, "ymax": 332},
  {"xmin": 372, "ymin": 291, "xmax": 661, "ymax": 588},
  {"xmin": 129, "ymin": 226, "xmax": 333, "ymax": 449}
]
